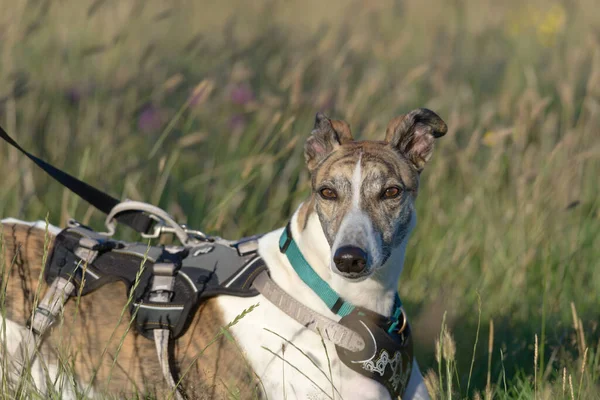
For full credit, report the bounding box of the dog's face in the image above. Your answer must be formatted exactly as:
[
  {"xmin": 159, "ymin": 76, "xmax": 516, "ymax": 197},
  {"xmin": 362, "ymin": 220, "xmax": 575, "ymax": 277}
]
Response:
[{"xmin": 304, "ymin": 109, "xmax": 447, "ymax": 281}]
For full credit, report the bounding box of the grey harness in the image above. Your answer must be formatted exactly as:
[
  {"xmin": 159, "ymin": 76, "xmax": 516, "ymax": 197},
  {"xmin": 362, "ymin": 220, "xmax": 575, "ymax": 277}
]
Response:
[{"xmin": 45, "ymin": 222, "xmax": 266, "ymax": 340}]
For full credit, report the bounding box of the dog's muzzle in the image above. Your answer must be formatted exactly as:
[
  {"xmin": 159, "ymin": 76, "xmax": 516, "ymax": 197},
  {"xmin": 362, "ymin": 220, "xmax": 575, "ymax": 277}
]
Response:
[{"xmin": 333, "ymin": 246, "xmax": 369, "ymax": 277}]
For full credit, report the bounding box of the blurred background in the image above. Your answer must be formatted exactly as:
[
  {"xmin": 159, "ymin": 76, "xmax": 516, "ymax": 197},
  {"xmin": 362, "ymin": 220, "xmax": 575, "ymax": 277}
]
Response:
[{"xmin": 0, "ymin": 0, "xmax": 599, "ymax": 398}]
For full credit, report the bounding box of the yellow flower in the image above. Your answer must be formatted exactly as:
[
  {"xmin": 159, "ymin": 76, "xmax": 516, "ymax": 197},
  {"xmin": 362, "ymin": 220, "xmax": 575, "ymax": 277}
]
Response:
[
  {"xmin": 482, "ymin": 129, "xmax": 512, "ymax": 147},
  {"xmin": 536, "ymin": 4, "xmax": 566, "ymax": 47},
  {"xmin": 505, "ymin": 3, "xmax": 566, "ymax": 47}
]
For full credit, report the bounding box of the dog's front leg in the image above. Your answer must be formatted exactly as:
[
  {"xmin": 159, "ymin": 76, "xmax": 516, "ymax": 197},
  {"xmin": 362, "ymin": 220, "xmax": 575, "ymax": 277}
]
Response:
[{"xmin": 403, "ymin": 360, "xmax": 430, "ymax": 400}]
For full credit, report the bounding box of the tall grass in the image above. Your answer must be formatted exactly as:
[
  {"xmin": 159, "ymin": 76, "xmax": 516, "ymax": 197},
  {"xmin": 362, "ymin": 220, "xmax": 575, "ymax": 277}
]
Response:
[{"xmin": 0, "ymin": 0, "xmax": 598, "ymax": 398}]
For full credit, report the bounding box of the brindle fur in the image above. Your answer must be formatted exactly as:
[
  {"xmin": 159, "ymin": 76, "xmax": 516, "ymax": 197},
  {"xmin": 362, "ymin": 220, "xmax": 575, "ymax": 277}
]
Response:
[
  {"xmin": 0, "ymin": 222, "xmax": 258, "ymax": 399},
  {"xmin": 311, "ymin": 142, "xmax": 419, "ymax": 247}
]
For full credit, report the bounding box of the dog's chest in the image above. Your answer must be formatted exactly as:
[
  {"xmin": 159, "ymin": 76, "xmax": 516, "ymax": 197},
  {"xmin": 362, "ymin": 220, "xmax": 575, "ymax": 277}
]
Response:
[
  {"xmin": 216, "ymin": 294, "xmax": 390, "ymax": 400},
  {"xmin": 214, "ymin": 230, "xmax": 391, "ymax": 400}
]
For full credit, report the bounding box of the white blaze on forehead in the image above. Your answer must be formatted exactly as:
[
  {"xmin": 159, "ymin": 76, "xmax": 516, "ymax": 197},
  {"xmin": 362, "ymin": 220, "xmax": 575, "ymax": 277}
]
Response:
[
  {"xmin": 331, "ymin": 151, "xmax": 387, "ymax": 270},
  {"xmin": 330, "ymin": 152, "xmax": 382, "ymax": 269},
  {"xmin": 351, "ymin": 153, "xmax": 363, "ymax": 208}
]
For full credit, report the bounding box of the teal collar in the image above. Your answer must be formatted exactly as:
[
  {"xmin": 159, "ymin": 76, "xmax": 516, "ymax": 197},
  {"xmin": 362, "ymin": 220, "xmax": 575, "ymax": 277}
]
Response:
[{"xmin": 279, "ymin": 223, "xmax": 403, "ymax": 332}]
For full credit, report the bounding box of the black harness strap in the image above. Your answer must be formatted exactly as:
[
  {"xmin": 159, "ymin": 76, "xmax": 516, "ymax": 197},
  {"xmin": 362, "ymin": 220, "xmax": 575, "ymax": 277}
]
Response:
[{"xmin": 0, "ymin": 124, "xmax": 155, "ymax": 234}]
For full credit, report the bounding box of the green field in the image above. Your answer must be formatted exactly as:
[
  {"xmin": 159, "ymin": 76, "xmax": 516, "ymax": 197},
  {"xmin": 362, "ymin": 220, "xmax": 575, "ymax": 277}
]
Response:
[{"xmin": 0, "ymin": 0, "xmax": 599, "ymax": 398}]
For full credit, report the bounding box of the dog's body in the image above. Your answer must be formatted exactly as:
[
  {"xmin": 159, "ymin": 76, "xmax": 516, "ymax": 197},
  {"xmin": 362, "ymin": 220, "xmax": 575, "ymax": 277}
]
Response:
[{"xmin": 0, "ymin": 109, "xmax": 446, "ymax": 399}]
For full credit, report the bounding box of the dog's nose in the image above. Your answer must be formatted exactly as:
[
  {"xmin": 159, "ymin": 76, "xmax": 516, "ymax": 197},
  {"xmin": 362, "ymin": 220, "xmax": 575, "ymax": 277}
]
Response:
[{"xmin": 333, "ymin": 246, "xmax": 368, "ymax": 274}]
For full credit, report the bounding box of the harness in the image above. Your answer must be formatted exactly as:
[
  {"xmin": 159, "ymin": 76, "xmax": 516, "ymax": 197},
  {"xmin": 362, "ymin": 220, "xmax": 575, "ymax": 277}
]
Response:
[
  {"xmin": 1, "ymin": 124, "xmax": 414, "ymax": 399},
  {"xmin": 14, "ymin": 205, "xmax": 268, "ymax": 400},
  {"xmin": 46, "ymin": 221, "xmax": 266, "ymax": 340}
]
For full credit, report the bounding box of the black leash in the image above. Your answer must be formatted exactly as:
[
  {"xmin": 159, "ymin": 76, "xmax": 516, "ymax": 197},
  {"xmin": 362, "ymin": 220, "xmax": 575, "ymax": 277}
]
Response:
[{"xmin": 0, "ymin": 124, "xmax": 156, "ymax": 234}]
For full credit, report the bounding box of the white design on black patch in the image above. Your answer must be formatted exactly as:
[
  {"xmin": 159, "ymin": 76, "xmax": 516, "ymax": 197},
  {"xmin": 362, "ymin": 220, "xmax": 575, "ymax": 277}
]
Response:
[{"xmin": 362, "ymin": 350, "xmax": 407, "ymax": 391}]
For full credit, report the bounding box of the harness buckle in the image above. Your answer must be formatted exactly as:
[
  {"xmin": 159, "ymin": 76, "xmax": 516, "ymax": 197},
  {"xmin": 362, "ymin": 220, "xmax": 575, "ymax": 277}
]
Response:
[
  {"xmin": 234, "ymin": 236, "xmax": 260, "ymax": 256},
  {"xmin": 74, "ymin": 237, "xmax": 118, "ymax": 265},
  {"xmin": 27, "ymin": 277, "xmax": 76, "ymax": 336},
  {"xmin": 148, "ymin": 263, "xmax": 177, "ymax": 303}
]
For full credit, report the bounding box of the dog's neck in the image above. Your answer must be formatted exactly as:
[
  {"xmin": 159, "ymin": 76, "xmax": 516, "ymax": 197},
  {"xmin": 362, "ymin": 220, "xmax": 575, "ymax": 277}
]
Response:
[{"xmin": 287, "ymin": 201, "xmax": 412, "ymax": 318}]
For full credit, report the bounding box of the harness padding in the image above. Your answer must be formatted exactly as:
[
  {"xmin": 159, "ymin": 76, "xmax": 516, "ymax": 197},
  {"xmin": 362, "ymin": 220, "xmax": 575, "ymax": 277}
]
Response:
[{"xmin": 45, "ymin": 224, "xmax": 265, "ymax": 339}]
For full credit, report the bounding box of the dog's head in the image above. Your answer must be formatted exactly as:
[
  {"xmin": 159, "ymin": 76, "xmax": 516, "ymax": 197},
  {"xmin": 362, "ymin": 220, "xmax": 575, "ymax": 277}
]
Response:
[{"xmin": 304, "ymin": 108, "xmax": 447, "ymax": 281}]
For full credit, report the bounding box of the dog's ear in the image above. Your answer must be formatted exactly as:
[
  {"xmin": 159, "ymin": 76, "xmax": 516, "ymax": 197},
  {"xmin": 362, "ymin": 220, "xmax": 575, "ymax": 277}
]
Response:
[
  {"xmin": 385, "ymin": 108, "xmax": 448, "ymax": 171},
  {"xmin": 304, "ymin": 112, "xmax": 353, "ymax": 171}
]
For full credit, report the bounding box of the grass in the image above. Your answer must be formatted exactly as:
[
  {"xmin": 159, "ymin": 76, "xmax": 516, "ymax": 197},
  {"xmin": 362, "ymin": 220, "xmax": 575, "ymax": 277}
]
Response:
[{"xmin": 0, "ymin": 0, "xmax": 599, "ymax": 398}]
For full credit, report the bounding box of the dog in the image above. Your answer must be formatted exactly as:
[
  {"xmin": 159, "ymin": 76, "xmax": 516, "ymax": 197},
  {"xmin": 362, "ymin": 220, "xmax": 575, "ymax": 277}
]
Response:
[{"xmin": 0, "ymin": 108, "xmax": 447, "ymax": 399}]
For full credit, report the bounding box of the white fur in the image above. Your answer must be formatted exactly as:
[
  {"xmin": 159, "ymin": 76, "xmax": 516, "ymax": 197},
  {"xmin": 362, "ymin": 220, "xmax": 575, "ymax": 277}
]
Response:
[
  {"xmin": 0, "ymin": 319, "xmax": 88, "ymax": 400},
  {"xmin": 331, "ymin": 210, "xmax": 382, "ymax": 274},
  {"xmin": 217, "ymin": 207, "xmax": 429, "ymax": 399},
  {"xmin": 1, "ymin": 218, "xmax": 62, "ymax": 236}
]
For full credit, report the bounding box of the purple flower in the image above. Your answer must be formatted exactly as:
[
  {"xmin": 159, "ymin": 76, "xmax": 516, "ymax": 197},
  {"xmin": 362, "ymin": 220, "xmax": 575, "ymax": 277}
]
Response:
[
  {"xmin": 66, "ymin": 87, "xmax": 83, "ymax": 105},
  {"xmin": 228, "ymin": 114, "xmax": 247, "ymax": 131},
  {"xmin": 65, "ymin": 83, "xmax": 94, "ymax": 105},
  {"xmin": 138, "ymin": 104, "xmax": 162, "ymax": 132},
  {"xmin": 229, "ymin": 83, "xmax": 255, "ymax": 105}
]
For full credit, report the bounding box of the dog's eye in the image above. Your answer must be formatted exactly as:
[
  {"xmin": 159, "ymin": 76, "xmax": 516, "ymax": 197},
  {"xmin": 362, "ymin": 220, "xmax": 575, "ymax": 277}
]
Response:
[
  {"xmin": 382, "ymin": 187, "xmax": 401, "ymax": 199},
  {"xmin": 319, "ymin": 188, "xmax": 338, "ymax": 200}
]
